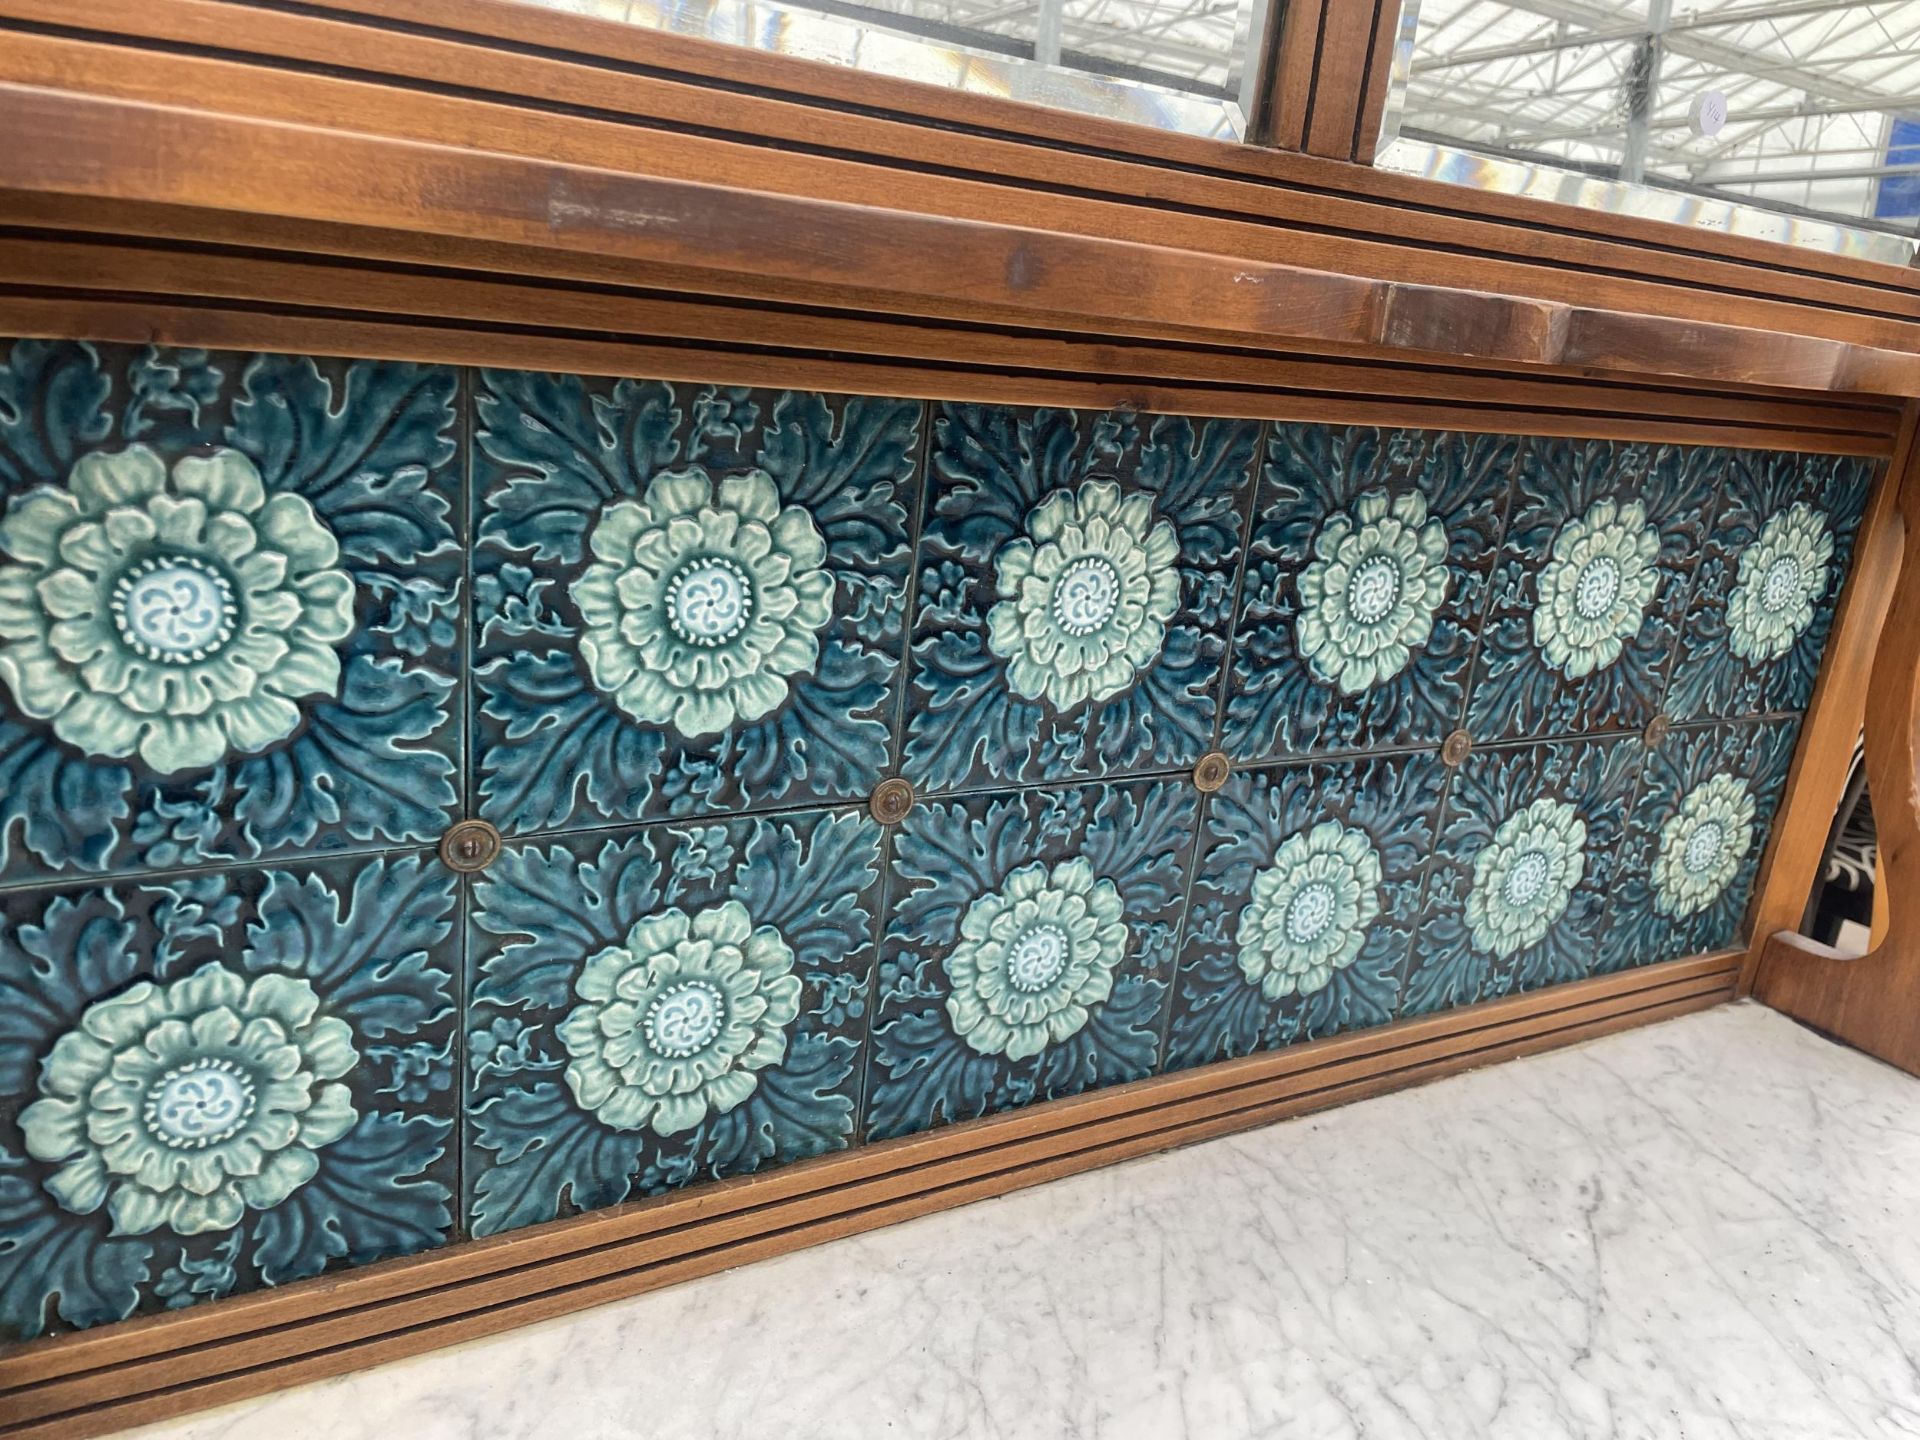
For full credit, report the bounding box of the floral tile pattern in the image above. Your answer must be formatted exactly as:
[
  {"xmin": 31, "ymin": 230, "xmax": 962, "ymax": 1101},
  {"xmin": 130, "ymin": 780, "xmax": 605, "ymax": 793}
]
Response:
[
  {"xmin": 471, "ymin": 374, "xmax": 921, "ymax": 834},
  {"xmin": 0, "ymin": 853, "xmax": 458, "ymax": 1339},
  {"xmin": 901, "ymin": 404, "xmax": 1257, "ymax": 794},
  {"xmin": 1598, "ymin": 720, "xmax": 1801, "ymax": 974},
  {"xmin": 1467, "ymin": 438, "xmax": 1724, "ymax": 743},
  {"xmin": 464, "ymin": 806, "xmax": 884, "ymax": 1236},
  {"xmin": 1665, "ymin": 450, "xmax": 1874, "ymax": 723},
  {"xmin": 0, "ymin": 341, "xmax": 463, "ymax": 884},
  {"xmin": 1165, "ymin": 751, "xmax": 1448, "ymax": 1071},
  {"xmin": 864, "ymin": 778, "xmax": 1197, "ymax": 1140},
  {"xmin": 0, "ymin": 336, "xmax": 1880, "ymax": 1342},
  {"xmin": 1403, "ymin": 735, "xmax": 1644, "ymax": 1018},
  {"xmin": 1222, "ymin": 424, "xmax": 1517, "ymax": 761}
]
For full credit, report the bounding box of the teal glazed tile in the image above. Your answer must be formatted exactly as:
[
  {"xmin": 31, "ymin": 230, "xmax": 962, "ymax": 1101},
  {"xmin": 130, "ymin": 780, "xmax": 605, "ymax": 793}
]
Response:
[
  {"xmin": 1402, "ymin": 734, "xmax": 1643, "ymax": 1018},
  {"xmin": 1466, "ymin": 437, "xmax": 1725, "ymax": 743},
  {"xmin": 1165, "ymin": 750, "xmax": 1447, "ymax": 1073},
  {"xmin": 0, "ymin": 853, "xmax": 459, "ymax": 1340},
  {"xmin": 900, "ymin": 403, "xmax": 1257, "ymax": 795},
  {"xmin": 863, "ymin": 777, "xmax": 1198, "ymax": 1141},
  {"xmin": 471, "ymin": 375, "xmax": 922, "ymax": 835},
  {"xmin": 1597, "ymin": 719, "xmax": 1800, "ymax": 974},
  {"xmin": 1665, "ymin": 449, "xmax": 1876, "ymax": 722},
  {"xmin": 1222, "ymin": 423, "xmax": 1518, "ymax": 761},
  {"xmin": 0, "ymin": 340, "xmax": 464, "ymax": 885},
  {"xmin": 463, "ymin": 806, "xmax": 883, "ymax": 1237},
  {"xmin": 0, "ymin": 333, "xmax": 1871, "ymax": 1331}
]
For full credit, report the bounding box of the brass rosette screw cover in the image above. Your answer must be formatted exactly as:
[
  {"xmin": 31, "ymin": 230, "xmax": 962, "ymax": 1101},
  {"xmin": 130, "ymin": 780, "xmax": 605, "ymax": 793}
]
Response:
[
  {"xmin": 1192, "ymin": 750, "xmax": 1232, "ymax": 793},
  {"xmin": 439, "ymin": 819, "xmax": 503, "ymax": 874},
  {"xmin": 869, "ymin": 777, "xmax": 916, "ymax": 825}
]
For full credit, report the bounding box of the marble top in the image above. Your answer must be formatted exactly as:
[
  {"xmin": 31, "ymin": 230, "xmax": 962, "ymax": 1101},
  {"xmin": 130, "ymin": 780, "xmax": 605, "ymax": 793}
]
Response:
[{"xmin": 119, "ymin": 1001, "xmax": 1920, "ymax": 1440}]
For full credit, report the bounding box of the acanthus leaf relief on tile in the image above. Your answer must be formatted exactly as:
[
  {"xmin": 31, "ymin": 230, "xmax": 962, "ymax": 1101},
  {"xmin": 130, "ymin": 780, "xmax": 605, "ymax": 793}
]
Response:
[
  {"xmin": 464, "ymin": 807, "xmax": 883, "ymax": 1237},
  {"xmin": 1403, "ymin": 734, "xmax": 1643, "ymax": 1017},
  {"xmin": 1467, "ymin": 437, "xmax": 1721, "ymax": 743},
  {"xmin": 1665, "ymin": 450, "xmax": 1873, "ymax": 722},
  {"xmin": 1598, "ymin": 720, "xmax": 1801, "ymax": 974},
  {"xmin": 902, "ymin": 404, "xmax": 1256, "ymax": 794},
  {"xmin": 0, "ymin": 337, "xmax": 1882, "ymax": 1339},
  {"xmin": 471, "ymin": 375, "xmax": 919, "ymax": 834},
  {"xmin": 0, "ymin": 854, "xmax": 458, "ymax": 1339},
  {"xmin": 1167, "ymin": 752, "xmax": 1447, "ymax": 1071},
  {"xmin": 1223, "ymin": 423, "xmax": 1516, "ymax": 761},
  {"xmin": 0, "ymin": 340, "xmax": 463, "ymax": 882},
  {"xmin": 864, "ymin": 778, "xmax": 1196, "ymax": 1140}
]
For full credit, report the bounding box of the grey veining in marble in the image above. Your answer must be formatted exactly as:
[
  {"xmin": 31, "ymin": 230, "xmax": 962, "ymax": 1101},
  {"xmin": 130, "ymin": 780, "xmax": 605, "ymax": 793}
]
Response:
[{"xmin": 119, "ymin": 1002, "xmax": 1920, "ymax": 1440}]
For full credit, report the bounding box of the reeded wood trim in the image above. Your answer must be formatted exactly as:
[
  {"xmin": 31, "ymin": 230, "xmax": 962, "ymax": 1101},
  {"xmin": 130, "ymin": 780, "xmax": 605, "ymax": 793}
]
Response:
[
  {"xmin": 1298, "ymin": 0, "xmax": 1394, "ymax": 162},
  {"xmin": 1251, "ymin": 0, "xmax": 1321, "ymax": 151},
  {"xmin": 0, "ymin": 955, "xmax": 1737, "ymax": 1440},
  {"xmin": 1, "ymin": 85, "xmax": 1916, "ymax": 399}
]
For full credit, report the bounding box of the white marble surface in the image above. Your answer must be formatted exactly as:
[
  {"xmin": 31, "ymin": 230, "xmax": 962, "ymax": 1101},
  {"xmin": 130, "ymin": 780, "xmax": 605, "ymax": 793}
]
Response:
[{"xmin": 122, "ymin": 1002, "xmax": 1920, "ymax": 1440}]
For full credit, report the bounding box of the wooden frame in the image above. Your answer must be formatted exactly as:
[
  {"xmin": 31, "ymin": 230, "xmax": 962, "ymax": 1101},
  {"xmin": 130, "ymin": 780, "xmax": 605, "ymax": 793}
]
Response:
[{"xmin": 0, "ymin": 0, "xmax": 1916, "ymax": 1429}]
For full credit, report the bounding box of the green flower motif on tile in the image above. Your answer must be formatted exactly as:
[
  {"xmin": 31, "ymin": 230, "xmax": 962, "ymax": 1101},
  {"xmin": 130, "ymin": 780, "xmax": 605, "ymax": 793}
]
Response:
[
  {"xmin": 0, "ymin": 446, "xmax": 355, "ymax": 774},
  {"xmin": 573, "ymin": 468, "xmax": 835, "ymax": 738},
  {"xmin": 558, "ymin": 900, "xmax": 803, "ymax": 1136},
  {"xmin": 19, "ymin": 962, "xmax": 358, "ymax": 1237},
  {"xmin": 1465, "ymin": 797, "xmax": 1587, "ymax": 957},
  {"xmin": 1296, "ymin": 490, "xmax": 1450, "ymax": 695},
  {"xmin": 1653, "ymin": 772, "xmax": 1755, "ymax": 918},
  {"xmin": 1235, "ymin": 820, "xmax": 1383, "ymax": 1001},
  {"xmin": 945, "ymin": 857, "xmax": 1129, "ymax": 1061},
  {"xmin": 1533, "ymin": 498, "xmax": 1661, "ymax": 678},
  {"xmin": 985, "ymin": 478, "xmax": 1180, "ymax": 711},
  {"xmin": 1725, "ymin": 501, "xmax": 1833, "ymax": 664}
]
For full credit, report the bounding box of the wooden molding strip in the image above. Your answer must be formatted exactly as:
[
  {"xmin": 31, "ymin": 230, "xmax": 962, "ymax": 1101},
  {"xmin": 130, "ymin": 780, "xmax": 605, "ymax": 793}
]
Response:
[
  {"xmin": 178, "ymin": 0, "xmax": 1920, "ymax": 304},
  {"xmin": 0, "ymin": 13, "xmax": 1914, "ymax": 361},
  {"xmin": 1, "ymin": 83, "xmax": 1918, "ymax": 399},
  {"xmin": 0, "ymin": 954, "xmax": 1736, "ymax": 1439},
  {"xmin": 0, "ymin": 216, "xmax": 1899, "ymax": 434},
  {"xmin": 0, "ymin": 293, "xmax": 1895, "ymax": 457}
]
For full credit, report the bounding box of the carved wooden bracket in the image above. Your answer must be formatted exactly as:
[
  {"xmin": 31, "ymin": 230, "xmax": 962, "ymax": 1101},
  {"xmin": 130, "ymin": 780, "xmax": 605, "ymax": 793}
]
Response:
[{"xmin": 1756, "ymin": 412, "xmax": 1920, "ymax": 1071}]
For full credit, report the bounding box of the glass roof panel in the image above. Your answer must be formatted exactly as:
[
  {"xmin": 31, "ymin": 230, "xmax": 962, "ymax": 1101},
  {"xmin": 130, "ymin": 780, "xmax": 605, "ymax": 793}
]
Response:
[{"xmin": 1381, "ymin": 0, "xmax": 1920, "ymax": 260}]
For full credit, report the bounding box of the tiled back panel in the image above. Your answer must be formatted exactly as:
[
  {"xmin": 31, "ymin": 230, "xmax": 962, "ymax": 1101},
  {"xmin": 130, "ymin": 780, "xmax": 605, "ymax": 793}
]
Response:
[{"xmin": 0, "ymin": 342, "xmax": 1875, "ymax": 1339}]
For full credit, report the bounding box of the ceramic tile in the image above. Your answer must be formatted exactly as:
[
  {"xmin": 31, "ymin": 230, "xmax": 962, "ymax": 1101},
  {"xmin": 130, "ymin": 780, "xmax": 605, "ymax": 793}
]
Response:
[
  {"xmin": 0, "ymin": 338, "xmax": 1879, "ymax": 1349},
  {"xmin": 0, "ymin": 852, "xmax": 460, "ymax": 1341},
  {"xmin": 1221, "ymin": 423, "xmax": 1517, "ymax": 762},
  {"xmin": 0, "ymin": 340, "xmax": 464, "ymax": 885},
  {"xmin": 1597, "ymin": 719, "xmax": 1800, "ymax": 974},
  {"xmin": 899, "ymin": 404, "xmax": 1257, "ymax": 795},
  {"xmin": 1466, "ymin": 437, "xmax": 1724, "ymax": 743},
  {"xmin": 1165, "ymin": 750, "xmax": 1448, "ymax": 1072},
  {"xmin": 463, "ymin": 805, "xmax": 885, "ymax": 1237},
  {"xmin": 470, "ymin": 374, "xmax": 922, "ymax": 835},
  {"xmin": 1665, "ymin": 449, "xmax": 1875, "ymax": 722},
  {"xmin": 863, "ymin": 776, "xmax": 1198, "ymax": 1141},
  {"xmin": 1402, "ymin": 734, "xmax": 1643, "ymax": 1018}
]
